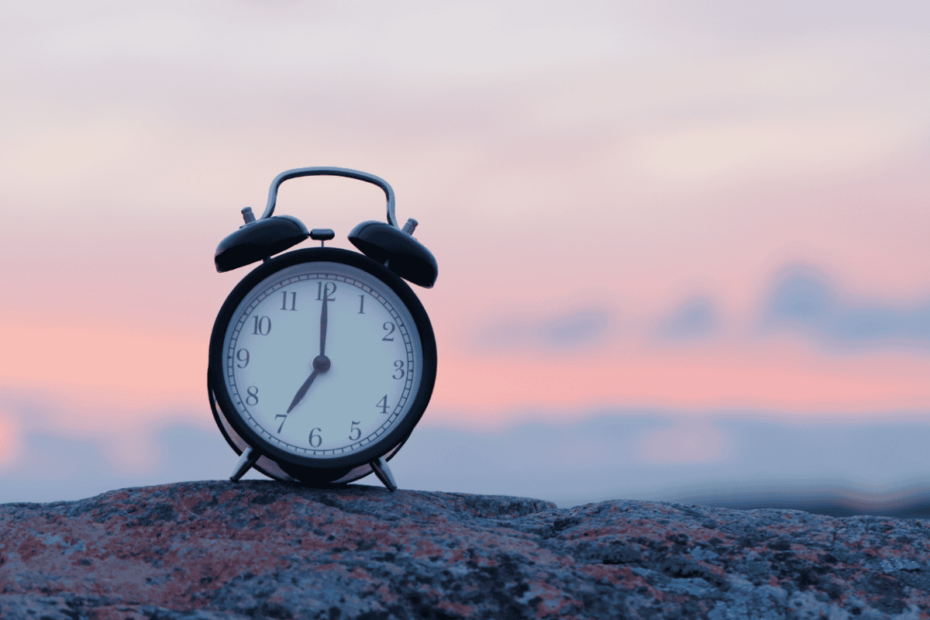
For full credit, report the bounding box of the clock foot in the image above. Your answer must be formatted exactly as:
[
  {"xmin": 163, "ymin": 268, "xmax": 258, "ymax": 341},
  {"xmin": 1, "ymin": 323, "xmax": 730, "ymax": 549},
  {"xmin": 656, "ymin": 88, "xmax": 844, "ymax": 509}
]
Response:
[
  {"xmin": 369, "ymin": 456, "xmax": 397, "ymax": 492},
  {"xmin": 230, "ymin": 447, "xmax": 261, "ymax": 482}
]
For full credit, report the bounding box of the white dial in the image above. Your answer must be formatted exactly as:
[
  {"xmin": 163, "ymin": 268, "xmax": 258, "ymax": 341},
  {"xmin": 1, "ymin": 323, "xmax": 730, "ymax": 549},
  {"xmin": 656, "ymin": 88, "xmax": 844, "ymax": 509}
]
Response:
[{"xmin": 221, "ymin": 260, "xmax": 424, "ymax": 459}]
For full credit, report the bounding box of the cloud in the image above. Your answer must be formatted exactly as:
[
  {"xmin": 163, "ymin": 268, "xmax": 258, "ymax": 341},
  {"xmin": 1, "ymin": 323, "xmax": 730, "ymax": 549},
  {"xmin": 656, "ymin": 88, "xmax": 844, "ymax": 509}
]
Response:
[
  {"xmin": 475, "ymin": 308, "xmax": 612, "ymax": 350},
  {"xmin": 655, "ymin": 296, "xmax": 720, "ymax": 341},
  {"xmin": 0, "ymin": 406, "xmax": 22, "ymax": 471},
  {"xmin": 759, "ymin": 265, "xmax": 930, "ymax": 350},
  {"xmin": 6, "ymin": 403, "xmax": 930, "ymax": 516},
  {"xmin": 0, "ymin": 416, "xmax": 254, "ymax": 504},
  {"xmin": 633, "ymin": 420, "xmax": 733, "ymax": 464},
  {"xmin": 381, "ymin": 411, "xmax": 930, "ymax": 511},
  {"xmin": 539, "ymin": 309, "xmax": 611, "ymax": 347}
]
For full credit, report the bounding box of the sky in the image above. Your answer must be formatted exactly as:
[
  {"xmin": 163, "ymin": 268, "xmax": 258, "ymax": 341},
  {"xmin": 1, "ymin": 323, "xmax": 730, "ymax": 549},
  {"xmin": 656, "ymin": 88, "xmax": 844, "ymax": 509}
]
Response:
[{"xmin": 2, "ymin": 1, "xmax": 930, "ymax": 507}]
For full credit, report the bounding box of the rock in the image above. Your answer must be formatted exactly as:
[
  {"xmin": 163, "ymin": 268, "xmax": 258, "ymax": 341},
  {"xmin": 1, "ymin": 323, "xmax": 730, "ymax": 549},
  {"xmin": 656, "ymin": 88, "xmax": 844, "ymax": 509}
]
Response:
[{"xmin": 2, "ymin": 481, "xmax": 930, "ymax": 619}]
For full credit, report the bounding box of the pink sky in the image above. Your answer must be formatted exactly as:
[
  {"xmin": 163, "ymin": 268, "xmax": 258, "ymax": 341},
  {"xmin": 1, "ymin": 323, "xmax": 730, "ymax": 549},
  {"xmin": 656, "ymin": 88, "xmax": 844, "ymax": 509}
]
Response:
[{"xmin": 2, "ymin": 1, "xmax": 930, "ymax": 477}]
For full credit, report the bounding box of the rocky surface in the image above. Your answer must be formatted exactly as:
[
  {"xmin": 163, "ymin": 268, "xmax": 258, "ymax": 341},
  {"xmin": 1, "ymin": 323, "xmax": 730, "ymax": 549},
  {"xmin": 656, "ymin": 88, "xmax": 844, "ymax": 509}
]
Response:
[{"xmin": 2, "ymin": 481, "xmax": 930, "ymax": 619}]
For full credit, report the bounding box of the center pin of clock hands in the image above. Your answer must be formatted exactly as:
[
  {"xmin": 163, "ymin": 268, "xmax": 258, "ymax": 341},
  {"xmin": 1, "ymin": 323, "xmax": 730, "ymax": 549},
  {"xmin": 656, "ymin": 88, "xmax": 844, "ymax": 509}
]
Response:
[{"xmin": 285, "ymin": 283, "xmax": 333, "ymax": 415}]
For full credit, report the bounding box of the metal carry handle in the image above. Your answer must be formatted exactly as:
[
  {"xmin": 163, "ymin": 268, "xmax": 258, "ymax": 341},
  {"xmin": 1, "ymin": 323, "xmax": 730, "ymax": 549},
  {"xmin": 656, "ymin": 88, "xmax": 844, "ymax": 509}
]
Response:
[{"xmin": 260, "ymin": 166, "xmax": 398, "ymax": 228}]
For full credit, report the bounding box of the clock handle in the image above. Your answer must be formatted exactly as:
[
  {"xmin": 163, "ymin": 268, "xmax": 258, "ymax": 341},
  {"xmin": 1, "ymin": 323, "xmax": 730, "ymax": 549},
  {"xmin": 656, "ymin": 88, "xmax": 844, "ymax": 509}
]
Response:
[{"xmin": 260, "ymin": 166, "xmax": 399, "ymax": 228}]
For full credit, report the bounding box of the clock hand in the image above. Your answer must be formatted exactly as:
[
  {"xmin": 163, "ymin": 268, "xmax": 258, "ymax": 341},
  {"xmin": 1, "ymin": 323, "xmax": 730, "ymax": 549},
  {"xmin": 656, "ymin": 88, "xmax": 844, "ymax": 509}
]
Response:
[
  {"xmin": 286, "ymin": 285, "xmax": 335, "ymax": 418},
  {"xmin": 320, "ymin": 285, "xmax": 328, "ymax": 356},
  {"xmin": 286, "ymin": 369, "xmax": 318, "ymax": 414},
  {"xmin": 285, "ymin": 354, "xmax": 331, "ymax": 414}
]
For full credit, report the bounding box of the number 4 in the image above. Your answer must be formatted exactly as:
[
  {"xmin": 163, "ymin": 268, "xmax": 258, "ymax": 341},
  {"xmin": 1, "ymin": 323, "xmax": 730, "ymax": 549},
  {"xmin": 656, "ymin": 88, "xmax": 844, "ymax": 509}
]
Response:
[{"xmin": 376, "ymin": 395, "xmax": 389, "ymax": 414}]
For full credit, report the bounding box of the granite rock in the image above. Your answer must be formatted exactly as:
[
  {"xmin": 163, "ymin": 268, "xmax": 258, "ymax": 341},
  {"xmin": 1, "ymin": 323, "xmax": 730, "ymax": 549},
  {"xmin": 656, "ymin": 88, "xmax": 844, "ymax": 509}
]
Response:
[{"xmin": 2, "ymin": 480, "xmax": 930, "ymax": 619}]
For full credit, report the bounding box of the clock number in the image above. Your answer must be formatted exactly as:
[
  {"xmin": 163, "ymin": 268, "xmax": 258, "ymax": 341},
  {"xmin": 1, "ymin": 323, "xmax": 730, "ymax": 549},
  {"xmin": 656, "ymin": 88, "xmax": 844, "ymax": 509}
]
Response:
[
  {"xmin": 316, "ymin": 282, "xmax": 337, "ymax": 301},
  {"xmin": 382, "ymin": 322, "xmax": 395, "ymax": 341},
  {"xmin": 236, "ymin": 349, "xmax": 250, "ymax": 368},
  {"xmin": 245, "ymin": 386, "xmax": 259, "ymax": 406},
  {"xmin": 309, "ymin": 427, "xmax": 322, "ymax": 447},
  {"xmin": 275, "ymin": 415, "xmax": 287, "ymax": 433},
  {"xmin": 376, "ymin": 395, "xmax": 389, "ymax": 414},
  {"xmin": 281, "ymin": 291, "xmax": 297, "ymax": 311},
  {"xmin": 358, "ymin": 295, "xmax": 365, "ymax": 314},
  {"xmin": 252, "ymin": 316, "xmax": 271, "ymax": 336},
  {"xmin": 393, "ymin": 360, "xmax": 405, "ymax": 380},
  {"xmin": 349, "ymin": 421, "xmax": 361, "ymax": 441}
]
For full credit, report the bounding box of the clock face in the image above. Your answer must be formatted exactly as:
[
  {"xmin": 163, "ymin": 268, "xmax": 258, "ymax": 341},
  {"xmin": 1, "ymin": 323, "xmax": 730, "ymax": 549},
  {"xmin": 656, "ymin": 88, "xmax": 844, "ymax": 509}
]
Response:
[{"xmin": 217, "ymin": 255, "xmax": 428, "ymax": 464}]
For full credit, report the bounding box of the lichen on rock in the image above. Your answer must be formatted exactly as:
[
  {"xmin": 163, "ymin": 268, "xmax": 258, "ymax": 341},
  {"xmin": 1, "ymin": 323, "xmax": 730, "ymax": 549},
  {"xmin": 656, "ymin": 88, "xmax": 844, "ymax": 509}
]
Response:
[{"xmin": 1, "ymin": 480, "xmax": 929, "ymax": 618}]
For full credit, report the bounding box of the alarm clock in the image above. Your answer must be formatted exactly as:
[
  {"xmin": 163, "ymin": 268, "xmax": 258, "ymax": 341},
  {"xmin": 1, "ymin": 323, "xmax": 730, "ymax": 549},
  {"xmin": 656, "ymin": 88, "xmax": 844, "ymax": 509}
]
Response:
[{"xmin": 207, "ymin": 167, "xmax": 438, "ymax": 491}]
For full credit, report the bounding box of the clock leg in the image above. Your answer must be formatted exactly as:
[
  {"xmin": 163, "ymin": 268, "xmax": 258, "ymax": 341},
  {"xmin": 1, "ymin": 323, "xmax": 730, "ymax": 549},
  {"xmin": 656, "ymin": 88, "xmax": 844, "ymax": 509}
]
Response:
[
  {"xmin": 369, "ymin": 456, "xmax": 397, "ymax": 492},
  {"xmin": 230, "ymin": 447, "xmax": 261, "ymax": 482}
]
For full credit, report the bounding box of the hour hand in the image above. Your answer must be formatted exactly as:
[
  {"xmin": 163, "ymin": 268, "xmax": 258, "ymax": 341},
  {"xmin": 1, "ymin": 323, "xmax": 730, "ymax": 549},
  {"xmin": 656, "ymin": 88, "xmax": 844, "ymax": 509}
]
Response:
[
  {"xmin": 286, "ymin": 354, "xmax": 331, "ymax": 414},
  {"xmin": 286, "ymin": 369, "xmax": 319, "ymax": 414}
]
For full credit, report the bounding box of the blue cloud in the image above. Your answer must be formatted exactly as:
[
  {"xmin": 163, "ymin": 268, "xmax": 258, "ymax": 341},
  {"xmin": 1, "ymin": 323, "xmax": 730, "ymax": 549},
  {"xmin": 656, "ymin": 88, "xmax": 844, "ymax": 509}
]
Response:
[
  {"xmin": 7, "ymin": 405, "xmax": 930, "ymax": 517},
  {"xmin": 476, "ymin": 308, "xmax": 612, "ymax": 350},
  {"xmin": 539, "ymin": 309, "xmax": 610, "ymax": 347},
  {"xmin": 388, "ymin": 412, "xmax": 930, "ymax": 514},
  {"xmin": 760, "ymin": 265, "xmax": 930, "ymax": 350},
  {"xmin": 656, "ymin": 296, "xmax": 720, "ymax": 340},
  {"xmin": 0, "ymin": 421, "xmax": 256, "ymax": 504}
]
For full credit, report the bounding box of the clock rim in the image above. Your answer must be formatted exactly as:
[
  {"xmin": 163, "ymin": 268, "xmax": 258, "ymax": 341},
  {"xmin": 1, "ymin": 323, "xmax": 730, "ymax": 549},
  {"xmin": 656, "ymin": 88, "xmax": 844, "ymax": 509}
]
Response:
[{"xmin": 208, "ymin": 247, "xmax": 437, "ymax": 473}]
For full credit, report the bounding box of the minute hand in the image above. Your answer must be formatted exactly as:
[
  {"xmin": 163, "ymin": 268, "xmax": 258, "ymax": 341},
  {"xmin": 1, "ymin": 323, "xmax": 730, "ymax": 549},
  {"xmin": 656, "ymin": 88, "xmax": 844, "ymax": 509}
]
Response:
[{"xmin": 320, "ymin": 288, "xmax": 328, "ymax": 356}]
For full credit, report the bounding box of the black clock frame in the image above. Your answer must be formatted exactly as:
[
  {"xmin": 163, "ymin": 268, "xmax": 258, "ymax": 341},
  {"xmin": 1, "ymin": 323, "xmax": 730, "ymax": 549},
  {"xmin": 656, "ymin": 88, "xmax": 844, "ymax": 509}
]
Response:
[{"xmin": 208, "ymin": 246, "xmax": 437, "ymax": 485}]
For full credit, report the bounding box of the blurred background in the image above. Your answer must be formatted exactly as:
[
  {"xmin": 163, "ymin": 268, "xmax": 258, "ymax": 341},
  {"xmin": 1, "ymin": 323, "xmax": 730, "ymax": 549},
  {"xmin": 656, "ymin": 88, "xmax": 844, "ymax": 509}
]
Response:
[{"xmin": 2, "ymin": 1, "xmax": 930, "ymax": 516}]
